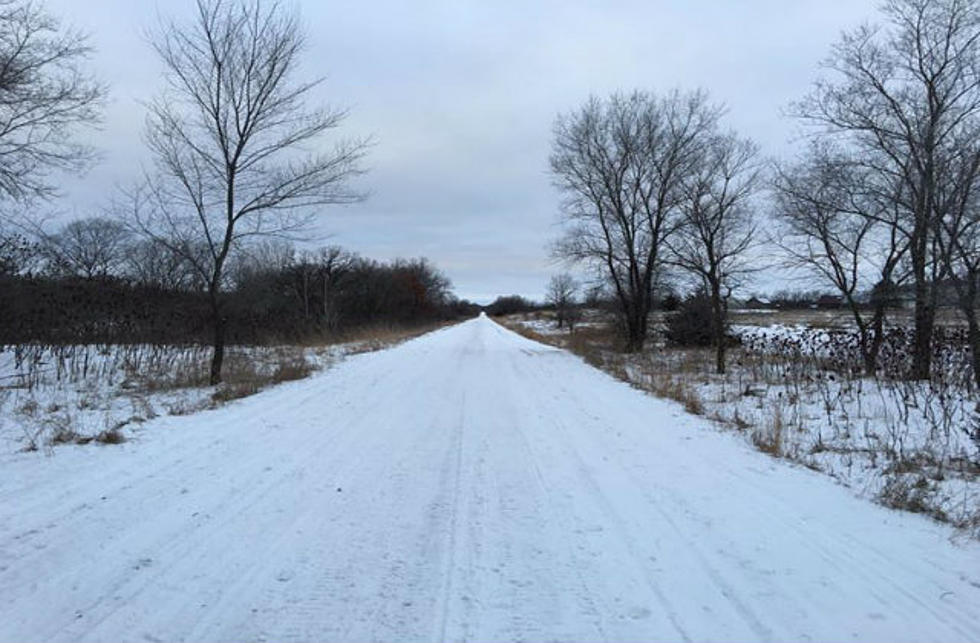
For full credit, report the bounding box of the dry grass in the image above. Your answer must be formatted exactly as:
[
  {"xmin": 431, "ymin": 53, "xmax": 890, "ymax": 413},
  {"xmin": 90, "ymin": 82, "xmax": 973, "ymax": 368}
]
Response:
[
  {"xmin": 566, "ymin": 326, "xmax": 616, "ymax": 369},
  {"xmin": 307, "ymin": 321, "xmax": 457, "ymax": 354},
  {"xmin": 129, "ymin": 351, "xmax": 212, "ymax": 393},
  {"xmin": 211, "ymin": 380, "xmax": 263, "ymax": 403},
  {"xmin": 752, "ymin": 401, "xmax": 785, "ymax": 457},
  {"xmin": 508, "ymin": 323, "xmax": 552, "ymax": 345},
  {"xmin": 210, "ymin": 322, "xmax": 454, "ymax": 404},
  {"xmin": 644, "ymin": 372, "xmax": 704, "ymax": 415},
  {"xmin": 210, "ymin": 349, "xmax": 306, "ymax": 403}
]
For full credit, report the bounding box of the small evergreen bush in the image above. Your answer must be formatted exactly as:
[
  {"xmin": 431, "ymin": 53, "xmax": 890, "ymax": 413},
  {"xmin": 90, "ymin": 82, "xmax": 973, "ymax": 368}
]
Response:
[{"xmin": 665, "ymin": 291, "xmax": 716, "ymax": 347}]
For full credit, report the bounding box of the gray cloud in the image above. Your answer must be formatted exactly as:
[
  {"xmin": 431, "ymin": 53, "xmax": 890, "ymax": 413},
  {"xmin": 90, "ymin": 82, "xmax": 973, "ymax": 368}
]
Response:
[{"xmin": 44, "ymin": 0, "xmax": 878, "ymax": 302}]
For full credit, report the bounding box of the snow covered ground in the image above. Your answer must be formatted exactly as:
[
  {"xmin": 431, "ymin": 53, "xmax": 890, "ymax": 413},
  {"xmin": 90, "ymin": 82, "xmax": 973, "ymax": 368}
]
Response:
[
  {"xmin": 2, "ymin": 315, "xmax": 979, "ymax": 642},
  {"xmin": 510, "ymin": 312, "xmax": 980, "ymax": 533},
  {"xmin": 0, "ymin": 340, "xmax": 376, "ymax": 452}
]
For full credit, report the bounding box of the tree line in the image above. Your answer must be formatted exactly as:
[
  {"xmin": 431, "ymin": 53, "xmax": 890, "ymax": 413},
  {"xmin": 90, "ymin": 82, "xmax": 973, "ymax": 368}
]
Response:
[
  {"xmin": 0, "ymin": 228, "xmax": 475, "ymax": 345},
  {"xmin": 550, "ymin": 0, "xmax": 980, "ymax": 387}
]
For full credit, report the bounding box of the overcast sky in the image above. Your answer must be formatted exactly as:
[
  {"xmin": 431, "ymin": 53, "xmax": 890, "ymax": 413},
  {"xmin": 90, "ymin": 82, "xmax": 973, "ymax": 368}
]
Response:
[{"xmin": 44, "ymin": 0, "xmax": 880, "ymax": 303}]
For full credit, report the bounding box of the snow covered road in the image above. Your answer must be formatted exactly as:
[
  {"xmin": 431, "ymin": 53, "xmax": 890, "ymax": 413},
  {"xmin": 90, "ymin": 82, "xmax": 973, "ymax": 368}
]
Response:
[{"xmin": 2, "ymin": 315, "xmax": 979, "ymax": 642}]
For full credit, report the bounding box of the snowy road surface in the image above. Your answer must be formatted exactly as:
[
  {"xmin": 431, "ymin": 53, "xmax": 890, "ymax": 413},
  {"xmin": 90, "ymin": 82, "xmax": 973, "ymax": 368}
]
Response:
[{"xmin": 2, "ymin": 315, "xmax": 979, "ymax": 642}]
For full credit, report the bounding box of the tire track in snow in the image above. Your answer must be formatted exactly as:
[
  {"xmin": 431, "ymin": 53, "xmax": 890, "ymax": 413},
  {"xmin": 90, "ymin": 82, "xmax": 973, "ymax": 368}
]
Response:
[
  {"xmin": 516, "ymin": 322, "xmax": 980, "ymax": 642},
  {"xmin": 519, "ymin": 356, "xmax": 769, "ymax": 641}
]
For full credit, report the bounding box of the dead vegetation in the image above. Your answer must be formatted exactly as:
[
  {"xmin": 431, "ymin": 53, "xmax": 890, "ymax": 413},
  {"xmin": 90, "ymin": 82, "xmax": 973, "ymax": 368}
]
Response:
[{"xmin": 1, "ymin": 321, "xmax": 453, "ymax": 452}]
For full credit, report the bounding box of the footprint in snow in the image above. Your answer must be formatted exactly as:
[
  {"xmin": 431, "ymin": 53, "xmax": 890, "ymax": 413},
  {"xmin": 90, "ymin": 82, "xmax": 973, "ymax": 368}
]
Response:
[{"xmin": 132, "ymin": 558, "xmax": 153, "ymax": 570}]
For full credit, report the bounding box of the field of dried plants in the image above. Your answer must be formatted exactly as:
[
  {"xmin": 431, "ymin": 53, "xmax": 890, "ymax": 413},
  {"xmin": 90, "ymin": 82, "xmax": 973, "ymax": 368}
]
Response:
[{"xmin": 0, "ymin": 323, "xmax": 449, "ymax": 454}]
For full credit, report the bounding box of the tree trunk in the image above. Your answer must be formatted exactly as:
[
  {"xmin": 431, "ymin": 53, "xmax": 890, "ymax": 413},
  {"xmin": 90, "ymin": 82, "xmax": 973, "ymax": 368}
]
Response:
[
  {"xmin": 623, "ymin": 301, "xmax": 647, "ymax": 352},
  {"xmin": 911, "ymin": 268, "xmax": 934, "ymax": 380},
  {"xmin": 710, "ymin": 282, "xmax": 726, "ymax": 375},
  {"xmin": 960, "ymin": 278, "xmax": 980, "ymax": 390},
  {"xmin": 866, "ymin": 305, "xmax": 885, "ymax": 376},
  {"xmin": 967, "ymin": 311, "xmax": 980, "ymax": 391},
  {"xmin": 302, "ymin": 271, "xmax": 310, "ymax": 319},
  {"xmin": 852, "ymin": 300, "xmax": 886, "ymax": 376},
  {"xmin": 714, "ymin": 336, "xmax": 726, "ymax": 375},
  {"xmin": 208, "ymin": 293, "xmax": 226, "ymax": 386}
]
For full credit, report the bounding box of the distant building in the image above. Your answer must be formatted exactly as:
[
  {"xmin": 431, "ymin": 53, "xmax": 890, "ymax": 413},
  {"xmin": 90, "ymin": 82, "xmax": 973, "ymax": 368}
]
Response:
[{"xmin": 743, "ymin": 296, "xmax": 773, "ymax": 310}]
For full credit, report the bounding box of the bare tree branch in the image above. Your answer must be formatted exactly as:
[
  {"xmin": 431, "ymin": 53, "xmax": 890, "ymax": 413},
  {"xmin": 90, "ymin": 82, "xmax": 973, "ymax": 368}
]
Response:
[{"xmin": 0, "ymin": 0, "xmax": 104, "ymax": 203}]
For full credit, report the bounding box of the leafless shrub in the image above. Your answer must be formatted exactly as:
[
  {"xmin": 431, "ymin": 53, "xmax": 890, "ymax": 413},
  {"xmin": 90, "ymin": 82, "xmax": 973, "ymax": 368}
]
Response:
[
  {"xmin": 271, "ymin": 356, "xmax": 313, "ymax": 383},
  {"xmin": 94, "ymin": 427, "xmax": 126, "ymax": 445},
  {"xmin": 132, "ymin": 352, "xmax": 210, "ymax": 392},
  {"xmin": 165, "ymin": 397, "xmax": 210, "ymax": 417},
  {"xmin": 680, "ymin": 387, "xmax": 703, "ymax": 416},
  {"xmin": 16, "ymin": 397, "xmax": 38, "ymax": 417},
  {"xmin": 211, "ymin": 381, "xmax": 262, "ymax": 404},
  {"xmin": 878, "ymin": 475, "xmax": 947, "ymax": 522},
  {"xmin": 45, "ymin": 411, "xmax": 79, "ymax": 446},
  {"xmin": 19, "ymin": 424, "xmax": 42, "ymax": 452},
  {"xmin": 731, "ymin": 407, "xmax": 752, "ymax": 431},
  {"xmin": 128, "ymin": 394, "xmax": 157, "ymax": 421}
]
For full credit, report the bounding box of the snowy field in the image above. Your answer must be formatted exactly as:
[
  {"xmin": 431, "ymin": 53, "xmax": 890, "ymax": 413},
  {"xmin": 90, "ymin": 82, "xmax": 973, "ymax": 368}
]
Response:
[
  {"xmin": 507, "ymin": 311, "xmax": 980, "ymax": 537},
  {"xmin": 0, "ymin": 337, "xmax": 403, "ymax": 453},
  {"xmin": 1, "ymin": 315, "xmax": 979, "ymax": 642}
]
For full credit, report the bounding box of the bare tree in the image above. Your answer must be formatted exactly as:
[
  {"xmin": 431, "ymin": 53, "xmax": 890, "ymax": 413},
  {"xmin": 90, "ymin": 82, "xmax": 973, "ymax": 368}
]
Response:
[
  {"xmin": 941, "ymin": 199, "xmax": 980, "ymax": 388},
  {"xmin": 397, "ymin": 257, "xmax": 453, "ymax": 313},
  {"xmin": 934, "ymin": 131, "xmax": 980, "ymax": 387},
  {"xmin": 0, "ymin": 0, "xmax": 103, "ymax": 202},
  {"xmin": 545, "ymin": 272, "xmax": 579, "ymax": 330},
  {"xmin": 125, "ymin": 237, "xmax": 208, "ymax": 291},
  {"xmin": 40, "ymin": 216, "xmax": 131, "ymax": 279},
  {"xmin": 550, "ymin": 90, "xmax": 722, "ymax": 351},
  {"xmin": 130, "ymin": 0, "xmax": 368, "ymax": 384},
  {"xmin": 667, "ymin": 131, "xmax": 761, "ymax": 374},
  {"xmin": 285, "ymin": 245, "xmax": 357, "ymax": 331},
  {"xmin": 792, "ymin": 0, "xmax": 980, "ymax": 379},
  {"xmin": 229, "ymin": 239, "xmax": 296, "ymax": 288},
  {"xmin": 772, "ymin": 143, "xmax": 907, "ymax": 375}
]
